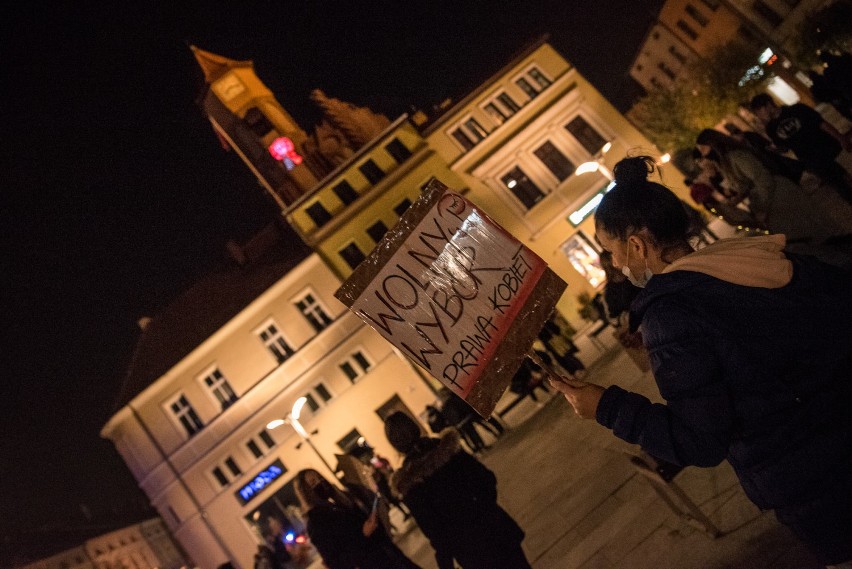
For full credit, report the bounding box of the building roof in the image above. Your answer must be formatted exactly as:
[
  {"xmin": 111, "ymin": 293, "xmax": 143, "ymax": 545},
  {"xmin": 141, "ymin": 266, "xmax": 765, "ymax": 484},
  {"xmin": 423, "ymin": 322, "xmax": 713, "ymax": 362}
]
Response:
[
  {"xmin": 189, "ymin": 45, "xmax": 253, "ymax": 84},
  {"xmin": 110, "ymin": 224, "xmax": 311, "ymax": 413}
]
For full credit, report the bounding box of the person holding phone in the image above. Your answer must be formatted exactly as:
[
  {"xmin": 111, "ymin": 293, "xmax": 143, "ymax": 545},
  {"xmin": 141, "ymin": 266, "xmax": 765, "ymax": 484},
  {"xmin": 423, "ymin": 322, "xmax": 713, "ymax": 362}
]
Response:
[
  {"xmin": 294, "ymin": 468, "xmax": 420, "ymax": 569},
  {"xmin": 548, "ymin": 156, "xmax": 852, "ymax": 568}
]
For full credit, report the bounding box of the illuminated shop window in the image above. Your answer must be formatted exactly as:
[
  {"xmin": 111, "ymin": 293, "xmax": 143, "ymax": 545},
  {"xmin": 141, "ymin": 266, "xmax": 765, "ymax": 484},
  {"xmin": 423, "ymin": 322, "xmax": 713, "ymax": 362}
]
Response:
[
  {"xmin": 201, "ymin": 367, "xmax": 238, "ymax": 410},
  {"xmin": 166, "ymin": 394, "xmax": 203, "ymax": 437},
  {"xmin": 257, "ymin": 320, "xmax": 295, "ymax": 364},
  {"xmin": 294, "ymin": 291, "xmax": 333, "ymax": 333},
  {"xmin": 339, "ymin": 350, "xmax": 372, "ymax": 383},
  {"xmin": 560, "ymin": 231, "xmax": 606, "ymax": 288}
]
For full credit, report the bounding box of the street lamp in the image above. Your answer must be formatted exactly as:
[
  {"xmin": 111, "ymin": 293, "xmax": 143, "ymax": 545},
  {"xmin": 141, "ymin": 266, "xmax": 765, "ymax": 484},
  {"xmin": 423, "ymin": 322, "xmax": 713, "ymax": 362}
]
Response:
[{"xmin": 267, "ymin": 397, "xmax": 337, "ymax": 478}]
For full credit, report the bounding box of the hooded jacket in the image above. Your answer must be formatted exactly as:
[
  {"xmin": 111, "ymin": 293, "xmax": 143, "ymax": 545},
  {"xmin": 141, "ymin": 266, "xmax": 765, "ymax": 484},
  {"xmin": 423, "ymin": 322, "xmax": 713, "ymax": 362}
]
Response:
[
  {"xmin": 390, "ymin": 430, "xmax": 524, "ymax": 569},
  {"xmin": 596, "ymin": 235, "xmax": 852, "ymax": 527}
]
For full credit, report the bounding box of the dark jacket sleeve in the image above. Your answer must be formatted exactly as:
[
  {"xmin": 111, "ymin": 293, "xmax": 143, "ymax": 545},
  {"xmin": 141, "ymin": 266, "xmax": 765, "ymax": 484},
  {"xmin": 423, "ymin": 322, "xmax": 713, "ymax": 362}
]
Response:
[
  {"xmin": 596, "ymin": 301, "xmax": 734, "ymax": 467},
  {"xmin": 306, "ymin": 507, "xmax": 365, "ymax": 569}
]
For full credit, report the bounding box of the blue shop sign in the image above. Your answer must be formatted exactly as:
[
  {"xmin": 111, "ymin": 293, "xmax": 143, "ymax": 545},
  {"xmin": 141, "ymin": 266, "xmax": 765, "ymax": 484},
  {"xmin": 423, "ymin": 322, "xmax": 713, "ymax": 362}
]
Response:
[{"xmin": 235, "ymin": 458, "xmax": 287, "ymax": 506}]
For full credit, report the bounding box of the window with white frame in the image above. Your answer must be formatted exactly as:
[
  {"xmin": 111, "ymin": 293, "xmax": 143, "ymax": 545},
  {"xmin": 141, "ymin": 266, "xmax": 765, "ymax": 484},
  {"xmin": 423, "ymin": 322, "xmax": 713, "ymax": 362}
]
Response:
[
  {"xmin": 527, "ymin": 66, "xmax": 553, "ymax": 89},
  {"xmin": 516, "ymin": 76, "xmax": 539, "ymax": 99},
  {"xmin": 294, "ymin": 291, "xmax": 333, "ymax": 333},
  {"xmin": 483, "ymin": 91, "xmax": 521, "ymax": 126},
  {"xmin": 166, "ymin": 393, "xmax": 204, "ymax": 437},
  {"xmin": 533, "ymin": 140, "xmax": 575, "ymax": 182},
  {"xmin": 257, "ymin": 320, "xmax": 295, "ymax": 364},
  {"xmin": 449, "ymin": 116, "xmax": 488, "ymax": 151},
  {"xmin": 500, "ymin": 166, "xmax": 546, "ymax": 210},
  {"xmin": 339, "ymin": 350, "xmax": 372, "ymax": 383},
  {"xmin": 246, "ymin": 429, "xmax": 277, "ymax": 460},
  {"xmin": 564, "ymin": 116, "xmax": 608, "ymax": 156},
  {"xmin": 211, "ymin": 456, "xmax": 242, "ymax": 488},
  {"xmin": 200, "ymin": 367, "xmax": 238, "ymax": 410}
]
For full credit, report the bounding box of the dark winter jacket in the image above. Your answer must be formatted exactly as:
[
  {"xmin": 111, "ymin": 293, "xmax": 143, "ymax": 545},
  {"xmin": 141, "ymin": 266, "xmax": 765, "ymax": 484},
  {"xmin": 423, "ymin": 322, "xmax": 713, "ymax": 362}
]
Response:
[
  {"xmin": 304, "ymin": 495, "xmax": 418, "ymax": 569},
  {"xmin": 596, "ymin": 236, "xmax": 852, "ymax": 516},
  {"xmin": 390, "ymin": 430, "xmax": 524, "ymax": 569}
]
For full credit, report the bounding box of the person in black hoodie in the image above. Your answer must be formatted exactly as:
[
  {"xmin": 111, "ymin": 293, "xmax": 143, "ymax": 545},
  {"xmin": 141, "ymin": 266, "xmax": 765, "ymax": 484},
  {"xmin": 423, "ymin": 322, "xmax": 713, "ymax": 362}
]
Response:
[
  {"xmin": 384, "ymin": 411, "xmax": 529, "ymax": 569},
  {"xmin": 294, "ymin": 468, "xmax": 420, "ymax": 569},
  {"xmin": 549, "ymin": 156, "xmax": 852, "ymax": 568}
]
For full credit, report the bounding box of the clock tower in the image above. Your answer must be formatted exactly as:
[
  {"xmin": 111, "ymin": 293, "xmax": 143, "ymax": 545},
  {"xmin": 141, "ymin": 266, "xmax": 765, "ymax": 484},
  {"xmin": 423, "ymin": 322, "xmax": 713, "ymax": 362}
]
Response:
[{"xmin": 191, "ymin": 46, "xmax": 320, "ymax": 208}]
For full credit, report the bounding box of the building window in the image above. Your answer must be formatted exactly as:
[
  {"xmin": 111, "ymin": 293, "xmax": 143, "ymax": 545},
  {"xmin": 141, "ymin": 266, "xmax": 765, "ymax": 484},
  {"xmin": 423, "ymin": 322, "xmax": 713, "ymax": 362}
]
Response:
[
  {"xmin": 516, "ymin": 77, "xmax": 539, "ymax": 99},
  {"xmin": 367, "ymin": 220, "xmax": 388, "ymax": 243},
  {"xmin": 650, "ymin": 76, "xmax": 664, "ymax": 89},
  {"xmin": 685, "ymin": 4, "xmax": 709, "ymax": 26},
  {"xmin": 752, "ymin": 0, "xmax": 783, "ymax": 27},
  {"xmin": 340, "ymin": 242, "xmax": 366, "ymax": 270},
  {"xmin": 339, "ymin": 350, "xmax": 372, "ymax": 383},
  {"xmin": 501, "ymin": 166, "xmax": 546, "ymax": 210},
  {"xmin": 561, "ymin": 231, "xmax": 606, "ymax": 288},
  {"xmin": 295, "ymin": 292, "xmax": 333, "ymax": 333},
  {"xmin": 337, "ymin": 428, "xmax": 365, "ymax": 453},
  {"xmin": 246, "ymin": 430, "xmax": 277, "ymax": 460},
  {"xmin": 305, "ymin": 202, "xmax": 332, "ymax": 228},
  {"xmin": 565, "ymin": 116, "xmax": 608, "ymax": 155},
  {"xmin": 534, "ymin": 141, "xmax": 575, "ymax": 182},
  {"xmin": 201, "ymin": 368, "xmax": 238, "ymax": 409},
  {"xmin": 497, "ymin": 93, "xmax": 521, "ymax": 114},
  {"xmin": 385, "ymin": 138, "xmax": 412, "ymax": 163},
  {"xmin": 668, "ymin": 45, "xmax": 687, "ymax": 63},
  {"xmin": 315, "ymin": 382, "xmax": 332, "ymax": 402},
  {"xmin": 700, "ymin": 0, "xmax": 719, "ymax": 10},
  {"xmin": 244, "ymin": 107, "xmax": 274, "ymax": 137},
  {"xmin": 450, "ymin": 116, "xmax": 489, "ymax": 151},
  {"xmin": 451, "ymin": 128, "xmax": 476, "ymax": 151},
  {"xmin": 211, "ymin": 456, "xmax": 242, "ymax": 488},
  {"xmin": 528, "ymin": 67, "xmax": 552, "ymax": 89},
  {"xmin": 258, "ymin": 321, "xmax": 294, "ymax": 364},
  {"xmin": 359, "ymin": 159, "xmax": 386, "ymax": 185},
  {"xmin": 658, "ymin": 61, "xmax": 677, "ymax": 80},
  {"xmin": 676, "ymin": 19, "xmax": 699, "ymax": 40},
  {"xmin": 332, "ymin": 180, "xmax": 358, "ymax": 205},
  {"xmin": 394, "ymin": 198, "xmax": 412, "ymax": 216},
  {"xmin": 168, "ymin": 394, "xmax": 203, "ymax": 437},
  {"xmin": 483, "ymin": 102, "xmax": 509, "ymax": 125}
]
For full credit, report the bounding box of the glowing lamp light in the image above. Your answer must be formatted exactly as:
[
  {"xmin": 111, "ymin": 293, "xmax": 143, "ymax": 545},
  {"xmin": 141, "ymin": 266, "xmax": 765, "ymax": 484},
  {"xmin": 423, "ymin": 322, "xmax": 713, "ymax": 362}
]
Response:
[
  {"xmin": 575, "ymin": 162, "xmax": 601, "ymax": 176},
  {"xmin": 601, "ymin": 141, "xmax": 612, "ymax": 154},
  {"xmin": 506, "ymin": 179, "xmax": 518, "ymax": 189},
  {"xmin": 291, "ymin": 396, "xmax": 308, "ymax": 421},
  {"xmin": 659, "ymin": 153, "xmax": 671, "ymax": 164},
  {"xmin": 266, "ymin": 419, "xmax": 286, "ymax": 430},
  {"xmin": 295, "ymin": 535, "xmax": 307, "ymax": 544},
  {"xmin": 268, "ymin": 137, "xmax": 303, "ymax": 170},
  {"xmin": 285, "ymin": 532, "xmax": 295, "ymax": 543}
]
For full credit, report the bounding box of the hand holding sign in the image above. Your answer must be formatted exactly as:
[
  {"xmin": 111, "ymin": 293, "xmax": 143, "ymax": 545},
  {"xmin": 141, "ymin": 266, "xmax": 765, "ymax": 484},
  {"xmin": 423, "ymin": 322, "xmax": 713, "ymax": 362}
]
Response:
[
  {"xmin": 335, "ymin": 179, "xmax": 566, "ymax": 417},
  {"xmin": 547, "ymin": 375, "xmax": 605, "ymax": 419}
]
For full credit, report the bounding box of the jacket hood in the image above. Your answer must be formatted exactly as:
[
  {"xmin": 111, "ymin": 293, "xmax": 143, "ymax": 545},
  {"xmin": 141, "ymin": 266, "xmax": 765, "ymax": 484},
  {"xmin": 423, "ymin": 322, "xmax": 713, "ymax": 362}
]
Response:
[
  {"xmin": 390, "ymin": 429, "xmax": 462, "ymax": 498},
  {"xmin": 661, "ymin": 234, "xmax": 792, "ymax": 288}
]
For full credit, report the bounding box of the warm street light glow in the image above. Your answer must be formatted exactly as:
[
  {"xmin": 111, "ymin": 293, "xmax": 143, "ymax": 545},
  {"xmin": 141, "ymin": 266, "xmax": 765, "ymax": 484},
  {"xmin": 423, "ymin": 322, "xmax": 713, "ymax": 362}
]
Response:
[
  {"xmin": 575, "ymin": 161, "xmax": 601, "ymax": 176},
  {"xmin": 291, "ymin": 396, "xmax": 308, "ymax": 421},
  {"xmin": 266, "ymin": 418, "xmax": 286, "ymax": 430},
  {"xmin": 659, "ymin": 153, "xmax": 671, "ymax": 164},
  {"xmin": 601, "ymin": 141, "xmax": 612, "ymax": 154}
]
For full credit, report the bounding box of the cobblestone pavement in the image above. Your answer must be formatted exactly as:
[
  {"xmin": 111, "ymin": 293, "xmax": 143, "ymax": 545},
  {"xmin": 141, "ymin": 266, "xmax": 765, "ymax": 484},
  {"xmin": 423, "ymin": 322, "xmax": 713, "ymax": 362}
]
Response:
[{"xmin": 391, "ymin": 346, "xmax": 823, "ymax": 569}]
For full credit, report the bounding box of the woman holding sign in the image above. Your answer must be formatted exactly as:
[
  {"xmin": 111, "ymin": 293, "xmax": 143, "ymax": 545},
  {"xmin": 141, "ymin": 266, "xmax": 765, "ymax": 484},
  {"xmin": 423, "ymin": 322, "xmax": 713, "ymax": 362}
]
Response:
[{"xmin": 549, "ymin": 156, "xmax": 852, "ymax": 568}]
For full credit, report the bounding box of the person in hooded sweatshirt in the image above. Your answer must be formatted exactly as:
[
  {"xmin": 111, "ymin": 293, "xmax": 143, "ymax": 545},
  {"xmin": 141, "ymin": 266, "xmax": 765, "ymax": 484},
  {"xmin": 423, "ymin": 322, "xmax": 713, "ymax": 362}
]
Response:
[
  {"xmin": 548, "ymin": 156, "xmax": 852, "ymax": 568},
  {"xmin": 384, "ymin": 411, "xmax": 529, "ymax": 569}
]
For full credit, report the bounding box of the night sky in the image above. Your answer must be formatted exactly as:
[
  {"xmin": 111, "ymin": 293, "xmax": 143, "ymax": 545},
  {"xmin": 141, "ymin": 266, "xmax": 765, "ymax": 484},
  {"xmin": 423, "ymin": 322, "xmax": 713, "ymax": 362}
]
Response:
[{"xmin": 2, "ymin": 0, "xmax": 660, "ymax": 561}]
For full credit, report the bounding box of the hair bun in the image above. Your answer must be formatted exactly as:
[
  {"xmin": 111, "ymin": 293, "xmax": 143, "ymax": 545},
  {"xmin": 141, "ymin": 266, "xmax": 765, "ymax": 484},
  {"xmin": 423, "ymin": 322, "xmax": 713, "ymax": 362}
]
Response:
[{"xmin": 612, "ymin": 156, "xmax": 655, "ymax": 185}]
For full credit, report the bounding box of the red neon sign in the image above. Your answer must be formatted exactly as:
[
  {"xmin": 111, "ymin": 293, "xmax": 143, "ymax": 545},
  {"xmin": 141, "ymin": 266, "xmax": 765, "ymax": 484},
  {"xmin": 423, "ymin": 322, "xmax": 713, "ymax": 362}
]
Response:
[{"xmin": 268, "ymin": 137, "xmax": 303, "ymax": 170}]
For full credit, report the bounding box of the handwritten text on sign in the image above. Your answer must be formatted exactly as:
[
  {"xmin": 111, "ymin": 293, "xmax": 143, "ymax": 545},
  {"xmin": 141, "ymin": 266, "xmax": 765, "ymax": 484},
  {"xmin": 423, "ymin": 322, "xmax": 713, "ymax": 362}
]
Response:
[{"xmin": 349, "ymin": 191, "xmax": 546, "ymax": 397}]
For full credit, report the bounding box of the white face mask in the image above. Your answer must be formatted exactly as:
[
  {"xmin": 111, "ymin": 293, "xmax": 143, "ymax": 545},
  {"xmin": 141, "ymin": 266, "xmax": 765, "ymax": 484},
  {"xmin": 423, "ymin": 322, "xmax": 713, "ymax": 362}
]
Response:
[{"xmin": 622, "ymin": 240, "xmax": 653, "ymax": 288}]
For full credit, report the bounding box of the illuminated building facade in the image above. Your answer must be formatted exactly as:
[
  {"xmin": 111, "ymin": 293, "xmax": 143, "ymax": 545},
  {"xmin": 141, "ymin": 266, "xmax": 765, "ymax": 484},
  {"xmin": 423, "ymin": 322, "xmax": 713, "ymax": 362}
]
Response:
[
  {"xmin": 423, "ymin": 40, "xmax": 689, "ymax": 330},
  {"xmin": 15, "ymin": 518, "xmax": 185, "ymax": 569},
  {"xmin": 102, "ymin": 247, "xmax": 436, "ymax": 569}
]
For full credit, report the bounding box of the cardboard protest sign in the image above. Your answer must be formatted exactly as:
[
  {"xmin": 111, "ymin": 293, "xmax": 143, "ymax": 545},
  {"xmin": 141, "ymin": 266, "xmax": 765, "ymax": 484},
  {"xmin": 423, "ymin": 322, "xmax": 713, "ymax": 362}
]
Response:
[{"xmin": 335, "ymin": 179, "xmax": 567, "ymax": 417}]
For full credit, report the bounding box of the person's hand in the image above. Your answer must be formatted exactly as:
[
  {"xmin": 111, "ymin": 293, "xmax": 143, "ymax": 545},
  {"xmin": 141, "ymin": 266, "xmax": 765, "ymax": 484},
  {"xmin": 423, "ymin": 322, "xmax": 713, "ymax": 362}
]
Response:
[
  {"xmin": 362, "ymin": 510, "xmax": 379, "ymax": 537},
  {"xmin": 548, "ymin": 376, "xmax": 605, "ymax": 419}
]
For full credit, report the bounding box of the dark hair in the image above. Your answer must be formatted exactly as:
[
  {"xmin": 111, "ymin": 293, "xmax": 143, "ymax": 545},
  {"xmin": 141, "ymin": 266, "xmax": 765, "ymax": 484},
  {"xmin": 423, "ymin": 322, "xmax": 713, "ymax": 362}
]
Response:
[
  {"xmin": 695, "ymin": 128, "xmax": 747, "ymax": 155},
  {"xmin": 595, "ymin": 156, "xmax": 691, "ymax": 247},
  {"xmin": 749, "ymin": 93, "xmax": 775, "ymax": 111},
  {"xmin": 384, "ymin": 411, "xmax": 422, "ymax": 455}
]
